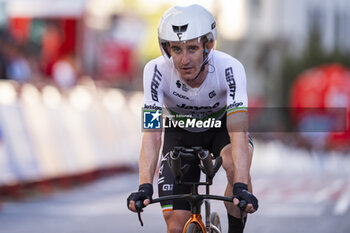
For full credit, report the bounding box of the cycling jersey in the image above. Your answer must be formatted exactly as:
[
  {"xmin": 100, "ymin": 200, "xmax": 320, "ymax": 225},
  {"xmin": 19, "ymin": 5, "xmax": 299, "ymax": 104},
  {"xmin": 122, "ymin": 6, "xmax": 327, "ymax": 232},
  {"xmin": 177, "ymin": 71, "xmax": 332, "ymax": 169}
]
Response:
[{"xmin": 143, "ymin": 50, "xmax": 248, "ymax": 132}]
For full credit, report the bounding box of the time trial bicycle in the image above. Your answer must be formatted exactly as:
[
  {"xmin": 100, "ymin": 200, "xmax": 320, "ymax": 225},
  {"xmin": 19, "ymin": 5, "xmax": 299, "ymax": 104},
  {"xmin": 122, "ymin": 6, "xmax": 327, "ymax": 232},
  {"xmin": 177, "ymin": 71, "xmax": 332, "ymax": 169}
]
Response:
[{"xmin": 135, "ymin": 146, "xmax": 246, "ymax": 233}]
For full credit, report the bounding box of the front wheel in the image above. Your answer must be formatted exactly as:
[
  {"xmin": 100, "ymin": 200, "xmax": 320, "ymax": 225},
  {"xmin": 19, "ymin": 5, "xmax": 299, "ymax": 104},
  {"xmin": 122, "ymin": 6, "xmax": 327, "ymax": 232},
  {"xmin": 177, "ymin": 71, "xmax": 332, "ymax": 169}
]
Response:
[
  {"xmin": 185, "ymin": 222, "xmax": 204, "ymax": 233},
  {"xmin": 210, "ymin": 212, "xmax": 221, "ymax": 233}
]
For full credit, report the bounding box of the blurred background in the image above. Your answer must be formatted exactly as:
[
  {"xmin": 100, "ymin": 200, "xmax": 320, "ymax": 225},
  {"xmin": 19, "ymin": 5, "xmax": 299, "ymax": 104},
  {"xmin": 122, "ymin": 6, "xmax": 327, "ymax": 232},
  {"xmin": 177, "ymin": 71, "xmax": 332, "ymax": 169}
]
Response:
[{"xmin": 0, "ymin": 0, "xmax": 349, "ymax": 233}]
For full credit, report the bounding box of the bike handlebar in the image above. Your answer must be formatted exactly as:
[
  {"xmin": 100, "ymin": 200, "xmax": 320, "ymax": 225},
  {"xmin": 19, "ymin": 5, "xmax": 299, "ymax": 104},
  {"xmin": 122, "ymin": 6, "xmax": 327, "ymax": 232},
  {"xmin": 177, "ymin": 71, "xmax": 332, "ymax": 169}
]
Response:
[
  {"xmin": 151, "ymin": 194, "xmax": 247, "ymax": 212},
  {"xmin": 151, "ymin": 193, "xmax": 233, "ymax": 204},
  {"xmin": 134, "ymin": 194, "xmax": 247, "ymax": 227},
  {"xmin": 135, "ymin": 191, "xmax": 247, "ymax": 228}
]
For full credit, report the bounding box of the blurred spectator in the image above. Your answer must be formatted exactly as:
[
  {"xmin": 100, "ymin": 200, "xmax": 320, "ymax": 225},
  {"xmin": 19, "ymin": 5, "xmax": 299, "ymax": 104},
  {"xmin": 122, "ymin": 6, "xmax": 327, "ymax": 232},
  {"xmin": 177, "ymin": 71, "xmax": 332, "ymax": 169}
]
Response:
[
  {"xmin": 5, "ymin": 44, "xmax": 32, "ymax": 83},
  {"xmin": 52, "ymin": 54, "xmax": 79, "ymax": 89},
  {"xmin": 41, "ymin": 21, "xmax": 63, "ymax": 77},
  {"xmin": 0, "ymin": 47, "xmax": 8, "ymax": 80},
  {"xmin": 0, "ymin": 31, "xmax": 9, "ymax": 80},
  {"xmin": 24, "ymin": 53, "xmax": 44, "ymax": 84}
]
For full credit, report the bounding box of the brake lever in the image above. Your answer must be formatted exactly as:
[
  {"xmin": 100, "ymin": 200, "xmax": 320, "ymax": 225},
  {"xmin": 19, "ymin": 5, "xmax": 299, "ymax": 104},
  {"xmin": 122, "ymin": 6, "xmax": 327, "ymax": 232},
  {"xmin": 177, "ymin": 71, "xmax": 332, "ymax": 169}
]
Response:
[
  {"xmin": 238, "ymin": 199, "xmax": 247, "ymax": 225},
  {"xmin": 135, "ymin": 200, "xmax": 144, "ymax": 227}
]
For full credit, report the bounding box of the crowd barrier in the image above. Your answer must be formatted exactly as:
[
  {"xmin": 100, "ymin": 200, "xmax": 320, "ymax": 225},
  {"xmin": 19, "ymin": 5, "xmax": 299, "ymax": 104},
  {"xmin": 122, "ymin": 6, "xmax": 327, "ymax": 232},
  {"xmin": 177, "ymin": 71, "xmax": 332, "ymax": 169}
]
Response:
[{"xmin": 0, "ymin": 80, "xmax": 142, "ymax": 199}]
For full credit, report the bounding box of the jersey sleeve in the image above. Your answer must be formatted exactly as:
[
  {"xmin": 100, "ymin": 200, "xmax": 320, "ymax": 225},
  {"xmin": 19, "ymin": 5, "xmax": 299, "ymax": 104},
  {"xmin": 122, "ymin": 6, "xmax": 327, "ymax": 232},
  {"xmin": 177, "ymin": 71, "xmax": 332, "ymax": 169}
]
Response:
[
  {"xmin": 225, "ymin": 60, "xmax": 248, "ymax": 116},
  {"xmin": 143, "ymin": 60, "xmax": 164, "ymax": 113}
]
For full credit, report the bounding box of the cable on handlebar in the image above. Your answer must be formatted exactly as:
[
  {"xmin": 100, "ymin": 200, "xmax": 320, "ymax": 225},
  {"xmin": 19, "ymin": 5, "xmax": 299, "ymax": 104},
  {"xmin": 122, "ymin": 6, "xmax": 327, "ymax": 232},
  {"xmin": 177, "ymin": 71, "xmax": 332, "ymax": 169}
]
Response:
[
  {"xmin": 238, "ymin": 199, "xmax": 247, "ymax": 224},
  {"xmin": 135, "ymin": 200, "xmax": 144, "ymax": 227}
]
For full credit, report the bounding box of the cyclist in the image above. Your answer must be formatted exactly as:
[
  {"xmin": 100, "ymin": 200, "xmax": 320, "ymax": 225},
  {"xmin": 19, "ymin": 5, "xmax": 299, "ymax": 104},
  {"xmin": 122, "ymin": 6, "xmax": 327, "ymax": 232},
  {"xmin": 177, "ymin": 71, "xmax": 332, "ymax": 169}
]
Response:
[{"xmin": 127, "ymin": 4, "xmax": 258, "ymax": 233}]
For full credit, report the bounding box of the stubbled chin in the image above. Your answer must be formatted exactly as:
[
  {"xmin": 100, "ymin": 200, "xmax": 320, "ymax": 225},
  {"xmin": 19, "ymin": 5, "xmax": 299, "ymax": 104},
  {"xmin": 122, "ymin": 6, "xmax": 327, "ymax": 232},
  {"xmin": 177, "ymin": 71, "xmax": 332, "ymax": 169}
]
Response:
[
  {"xmin": 181, "ymin": 74, "xmax": 195, "ymax": 81},
  {"xmin": 180, "ymin": 71, "xmax": 195, "ymax": 79}
]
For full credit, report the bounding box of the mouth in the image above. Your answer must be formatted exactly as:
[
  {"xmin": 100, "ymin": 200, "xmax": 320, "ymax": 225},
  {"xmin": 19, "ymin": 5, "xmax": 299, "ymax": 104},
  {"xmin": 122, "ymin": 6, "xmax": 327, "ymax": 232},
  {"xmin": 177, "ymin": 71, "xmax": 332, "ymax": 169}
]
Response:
[{"xmin": 181, "ymin": 67, "xmax": 193, "ymax": 72}]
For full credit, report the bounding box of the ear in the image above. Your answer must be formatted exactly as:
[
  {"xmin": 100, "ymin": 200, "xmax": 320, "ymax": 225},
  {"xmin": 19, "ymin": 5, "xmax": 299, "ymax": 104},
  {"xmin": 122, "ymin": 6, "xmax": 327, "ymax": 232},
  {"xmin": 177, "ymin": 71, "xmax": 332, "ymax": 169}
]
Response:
[
  {"xmin": 207, "ymin": 40, "xmax": 214, "ymax": 50},
  {"xmin": 205, "ymin": 40, "xmax": 214, "ymax": 53}
]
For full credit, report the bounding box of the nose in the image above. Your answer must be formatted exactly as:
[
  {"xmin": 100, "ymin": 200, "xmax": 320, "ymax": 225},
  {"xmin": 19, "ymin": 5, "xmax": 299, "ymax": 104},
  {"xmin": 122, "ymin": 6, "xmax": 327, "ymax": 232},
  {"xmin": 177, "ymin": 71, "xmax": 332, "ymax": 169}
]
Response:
[{"xmin": 181, "ymin": 51, "xmax": 190, "ymax": 65}]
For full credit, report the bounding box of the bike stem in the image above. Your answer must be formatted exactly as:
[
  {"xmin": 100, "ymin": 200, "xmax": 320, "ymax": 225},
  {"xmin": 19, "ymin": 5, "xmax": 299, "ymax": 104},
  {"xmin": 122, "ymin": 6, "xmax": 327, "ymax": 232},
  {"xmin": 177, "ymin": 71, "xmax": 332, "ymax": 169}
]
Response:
[{"xmin": 187, "ymin": 183, "xmax": 203, "ymax": 215}]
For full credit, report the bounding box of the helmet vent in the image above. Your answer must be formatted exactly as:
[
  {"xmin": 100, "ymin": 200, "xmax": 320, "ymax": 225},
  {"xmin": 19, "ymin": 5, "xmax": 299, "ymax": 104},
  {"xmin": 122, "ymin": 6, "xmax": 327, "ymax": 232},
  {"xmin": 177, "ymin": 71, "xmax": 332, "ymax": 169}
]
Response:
[
  {"xmin": 172, "ymin": 24, "xmax": 188, "ymax": 33},
  {"xmin": 172, "ymin": 24, "xmax": 188, "ymax": 40}
]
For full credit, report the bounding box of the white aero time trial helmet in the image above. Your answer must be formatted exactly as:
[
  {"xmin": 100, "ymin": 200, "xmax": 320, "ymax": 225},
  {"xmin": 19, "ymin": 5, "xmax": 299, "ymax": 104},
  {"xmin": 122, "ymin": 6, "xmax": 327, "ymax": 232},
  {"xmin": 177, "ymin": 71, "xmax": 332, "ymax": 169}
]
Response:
[{"xmin": 158, "ymin": 4, "xmax": 217, "ymax": 59}]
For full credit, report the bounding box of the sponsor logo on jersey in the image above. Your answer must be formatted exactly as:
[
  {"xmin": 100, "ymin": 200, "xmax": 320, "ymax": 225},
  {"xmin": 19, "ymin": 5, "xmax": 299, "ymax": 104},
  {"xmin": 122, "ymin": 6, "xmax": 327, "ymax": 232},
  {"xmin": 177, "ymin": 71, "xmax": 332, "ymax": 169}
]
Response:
[
  {"xmin": 173, "ymin": 91, "xmax": 190, "ymax": 100},
  {"xmin": 182, "ymin": 83, "xmax": 189, "ymax": 92},
  {"xmin": 176, "ymin": 80, "xmax": 181, "ymax": 88},
  {"xmin": 176, "ymin": 80, "xmax": 189, "ymax": 92},
  {"xmin": 158, "ymin": 165, "xmax": 164, "ymax": 176},
  {"xmin": 143, "ymin": 110, "xmax": 161, "ymax": 129},
  {"xmin": 144, "ymin": 104, "xmax": 162, "ymax": 111},
  {"xmin": 161, "ymin": 152, "xmax": 169, "ymax": 162},
  {"xmin": 176, "ymin": 102, "xmax": 220, "ymax": 110},
  {"xmin": 209, "ymin": 90, "xmax": 216, "ymax": 99},
  {"xmin": 162, "ymin": 184, "xmax": 174, "ymax": 191},
  {"xmin": 151, "ymin": 65, "xmax": 162, "ymax": 102},
  {"xmin": 225, "ymin": 67, "xmax": 236, "ymax": 100},
  {"xmin": 227, "ymin": 101, "xmax": 243, "ymax": 109}
]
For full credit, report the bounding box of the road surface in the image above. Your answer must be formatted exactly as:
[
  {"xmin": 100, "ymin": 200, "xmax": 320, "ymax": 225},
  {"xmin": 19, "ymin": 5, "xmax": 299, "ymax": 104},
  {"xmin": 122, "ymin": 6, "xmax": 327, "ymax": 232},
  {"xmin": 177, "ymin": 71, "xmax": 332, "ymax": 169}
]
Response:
[{"xmin": 1, "ymin": 141, "xmax": 350, "ymax": 233}]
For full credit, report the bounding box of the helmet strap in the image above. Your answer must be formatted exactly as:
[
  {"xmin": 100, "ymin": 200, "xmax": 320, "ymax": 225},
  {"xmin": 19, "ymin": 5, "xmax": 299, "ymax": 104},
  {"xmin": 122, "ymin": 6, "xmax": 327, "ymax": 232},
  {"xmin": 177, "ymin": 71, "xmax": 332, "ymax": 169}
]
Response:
[{"xmin": 192, "ymin": 47, "xmax": 209, "ymax": 81}]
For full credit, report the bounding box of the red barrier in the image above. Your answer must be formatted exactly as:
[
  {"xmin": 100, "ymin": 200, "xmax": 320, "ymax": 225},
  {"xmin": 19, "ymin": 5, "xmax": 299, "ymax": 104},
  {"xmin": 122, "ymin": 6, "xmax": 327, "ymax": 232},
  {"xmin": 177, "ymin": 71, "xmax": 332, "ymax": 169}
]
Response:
[{"xmin": 290, "ymin": 64, "xmax": 350, "ymax": 149}]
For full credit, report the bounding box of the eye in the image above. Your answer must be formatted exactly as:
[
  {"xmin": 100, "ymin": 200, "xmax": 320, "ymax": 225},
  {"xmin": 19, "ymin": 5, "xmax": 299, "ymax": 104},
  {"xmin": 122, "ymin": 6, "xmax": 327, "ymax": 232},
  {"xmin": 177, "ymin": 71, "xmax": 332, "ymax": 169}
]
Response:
[
  {"xmin": 171, "ymin": 47, "xmax": 182, "ymax": 54},
  {"xmin": 188, "ymin": 46, "xmax": 198, "ymax": 53}
]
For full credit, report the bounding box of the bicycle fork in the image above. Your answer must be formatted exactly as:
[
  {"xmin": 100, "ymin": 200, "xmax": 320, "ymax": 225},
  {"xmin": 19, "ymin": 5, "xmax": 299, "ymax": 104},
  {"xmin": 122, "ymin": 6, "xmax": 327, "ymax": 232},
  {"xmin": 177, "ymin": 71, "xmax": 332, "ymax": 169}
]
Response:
[{"xmin": 183, "ymin": 214, "xmax": 206, "ymax": 233}]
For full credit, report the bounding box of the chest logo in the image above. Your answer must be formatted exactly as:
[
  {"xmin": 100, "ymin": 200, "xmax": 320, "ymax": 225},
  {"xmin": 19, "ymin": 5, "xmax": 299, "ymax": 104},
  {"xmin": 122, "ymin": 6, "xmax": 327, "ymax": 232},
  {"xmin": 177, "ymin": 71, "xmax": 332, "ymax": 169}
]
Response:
[
  {"xmin": 176, "ymin": 80, "xmax": 181, "ymax": 88},
  {"xmin": 173, "ymin": 91, "xmax": 190, "ymax": 100},
  {"xmin": 209, "ymin": 90, "xmax": 216, "ymax": 99},
  {"xmin": 176, "ymin": 80, "xmax": 189, "ymax": 92}
]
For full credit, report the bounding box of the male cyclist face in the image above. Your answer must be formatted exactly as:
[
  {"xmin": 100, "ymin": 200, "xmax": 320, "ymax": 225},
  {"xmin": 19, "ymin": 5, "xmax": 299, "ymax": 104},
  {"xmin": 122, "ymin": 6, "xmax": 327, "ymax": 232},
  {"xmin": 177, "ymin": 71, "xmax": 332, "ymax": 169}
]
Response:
[{"xmin": 169, "ymin": 38, "xmax": 205, "ymax": 82}]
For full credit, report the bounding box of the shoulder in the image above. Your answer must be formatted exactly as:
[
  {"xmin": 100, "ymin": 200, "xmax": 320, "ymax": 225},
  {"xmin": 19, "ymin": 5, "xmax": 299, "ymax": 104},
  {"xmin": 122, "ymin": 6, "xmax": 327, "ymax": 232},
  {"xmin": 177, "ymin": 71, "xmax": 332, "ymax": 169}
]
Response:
[
  {"xmin": 144, "ymin": 56, "xmax": 172, "ymax": 76},
  {"xmin": 143, "ymin": 56, "xmax": 171, "ymax": 94},
  {"xmin": 212, "ymin": 50, "xmax": 245, "ymax": 73}
]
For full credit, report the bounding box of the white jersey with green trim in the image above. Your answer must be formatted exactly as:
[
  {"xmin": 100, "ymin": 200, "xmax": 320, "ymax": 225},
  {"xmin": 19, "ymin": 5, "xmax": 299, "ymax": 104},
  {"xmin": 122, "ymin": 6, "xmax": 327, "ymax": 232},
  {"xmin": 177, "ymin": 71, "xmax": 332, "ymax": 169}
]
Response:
[{"xmin": 143, "ymin": 50, "xmax": 248, "ymax": 132}]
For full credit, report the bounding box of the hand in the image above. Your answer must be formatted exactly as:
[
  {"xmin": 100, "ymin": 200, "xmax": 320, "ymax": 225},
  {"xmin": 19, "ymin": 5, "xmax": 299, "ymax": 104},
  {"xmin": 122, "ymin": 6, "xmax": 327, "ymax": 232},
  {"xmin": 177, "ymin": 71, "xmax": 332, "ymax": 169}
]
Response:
[
  {"xmin": 233, "ymin": 182, "xmax": 258, "ymax": 213},
  {"xmin": 127, "ymin": 183, "xmax": 153, "ymax": 212}
]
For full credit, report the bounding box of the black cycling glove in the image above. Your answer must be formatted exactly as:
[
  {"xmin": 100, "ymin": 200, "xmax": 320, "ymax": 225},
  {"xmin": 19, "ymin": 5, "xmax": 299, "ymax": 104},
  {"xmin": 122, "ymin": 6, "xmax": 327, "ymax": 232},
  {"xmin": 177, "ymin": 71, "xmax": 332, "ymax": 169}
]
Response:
[
  {"xmin": 233, "ymin": 182, "xmax": 259, "ymax": 210},
  {"xmin": 127, "ymin": 183, "xmax": 153, "ymax": 210}
]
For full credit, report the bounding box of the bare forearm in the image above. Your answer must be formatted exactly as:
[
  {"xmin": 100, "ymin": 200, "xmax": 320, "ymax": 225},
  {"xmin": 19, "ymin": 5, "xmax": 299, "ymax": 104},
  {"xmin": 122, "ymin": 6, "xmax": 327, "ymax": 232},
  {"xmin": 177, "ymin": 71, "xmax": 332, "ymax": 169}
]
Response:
[
  {"xmin": 139, "ymin": 132, "xmax": 162, "ymax": 184},
  {"xmin": 230, "ymin": 131, "xmax": 250, "ymax": 184},
  {"xmin": 227, "ymin": 112, "xmax": 250, "ymax": 184}
]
